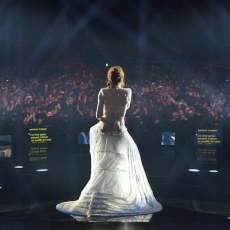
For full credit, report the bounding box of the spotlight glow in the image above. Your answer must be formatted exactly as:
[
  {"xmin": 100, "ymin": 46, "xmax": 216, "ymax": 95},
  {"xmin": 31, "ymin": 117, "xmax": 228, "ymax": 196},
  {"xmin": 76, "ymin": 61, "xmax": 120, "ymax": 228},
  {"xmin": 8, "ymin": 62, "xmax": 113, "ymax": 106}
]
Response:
[
  {"xmin": 14, "ymin": 166, "xmax": 23, "ymax": 169},
  {"xmin": 188, "ymin": 169, "xmax": 200, "ymax": 172},
  {"xmin": 209, "ymin": 170, "xmax": 218, "ymax": 173},
  {"xmin": 36, "ymin": 169, "xmax": 48, "ymax": 172},
  {"xmin": 0, "ymin": 187, "xmax": 2, "ymax": 189}
]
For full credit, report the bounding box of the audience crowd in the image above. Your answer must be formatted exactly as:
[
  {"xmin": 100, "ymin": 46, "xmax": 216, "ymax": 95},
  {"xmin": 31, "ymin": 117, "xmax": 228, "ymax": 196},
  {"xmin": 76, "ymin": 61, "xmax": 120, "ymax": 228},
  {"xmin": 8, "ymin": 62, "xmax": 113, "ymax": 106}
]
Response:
[{"xmin": 1, "ymin": 60, "xmax": 230, "ymax": 147}]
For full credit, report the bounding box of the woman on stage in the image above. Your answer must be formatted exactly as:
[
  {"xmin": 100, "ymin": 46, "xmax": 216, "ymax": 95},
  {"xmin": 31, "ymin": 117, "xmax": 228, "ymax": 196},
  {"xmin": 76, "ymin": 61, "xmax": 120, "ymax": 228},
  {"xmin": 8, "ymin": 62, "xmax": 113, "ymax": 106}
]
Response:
[{"xmin": 56, "ymin": 66, "xmax": 162, "ymax": 217}]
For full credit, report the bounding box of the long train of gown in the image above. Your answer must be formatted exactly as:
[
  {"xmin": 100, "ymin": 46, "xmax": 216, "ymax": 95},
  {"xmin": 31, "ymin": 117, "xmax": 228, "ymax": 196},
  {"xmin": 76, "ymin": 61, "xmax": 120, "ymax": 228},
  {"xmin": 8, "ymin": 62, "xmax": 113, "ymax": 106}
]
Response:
[{"xmin": 56, "ymin": 122, "xmax": 162, "ymax": 216}]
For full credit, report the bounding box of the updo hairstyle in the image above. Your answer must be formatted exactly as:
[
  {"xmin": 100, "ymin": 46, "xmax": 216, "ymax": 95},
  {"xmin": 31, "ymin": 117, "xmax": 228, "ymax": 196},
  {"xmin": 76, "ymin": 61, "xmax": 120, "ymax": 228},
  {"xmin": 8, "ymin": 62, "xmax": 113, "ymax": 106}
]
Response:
[{"xmin": 107, "ymin": 66, "xmax": 125, "ymax": 88}]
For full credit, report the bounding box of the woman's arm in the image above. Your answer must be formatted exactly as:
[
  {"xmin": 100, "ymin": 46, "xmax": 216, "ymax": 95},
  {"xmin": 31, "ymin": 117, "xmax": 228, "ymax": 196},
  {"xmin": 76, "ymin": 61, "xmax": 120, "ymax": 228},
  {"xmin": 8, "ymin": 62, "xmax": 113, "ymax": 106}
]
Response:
[
  {"xmin": 126, "ymin": 88, "xmax": 132, "ymax": 109},
  {"xmin": 96, "ymin": 89, "xmax": 104, "ymax": 120}
]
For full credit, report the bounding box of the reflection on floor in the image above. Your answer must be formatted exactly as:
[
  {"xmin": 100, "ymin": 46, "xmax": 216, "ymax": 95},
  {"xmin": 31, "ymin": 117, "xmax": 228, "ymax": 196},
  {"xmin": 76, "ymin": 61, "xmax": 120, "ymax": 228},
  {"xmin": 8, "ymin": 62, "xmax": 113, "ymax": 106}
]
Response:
[{"xmin": 0, "ymin": 142, "xmax": 230, "ymax": 229}]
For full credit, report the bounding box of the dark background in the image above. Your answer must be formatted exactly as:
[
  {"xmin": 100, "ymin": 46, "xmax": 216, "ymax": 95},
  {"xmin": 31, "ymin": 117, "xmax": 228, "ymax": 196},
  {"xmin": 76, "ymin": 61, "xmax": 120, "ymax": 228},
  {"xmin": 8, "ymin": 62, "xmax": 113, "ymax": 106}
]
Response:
[{"xmin": 1, "ymin": 0, "xmax": 230, "ymax": 68}]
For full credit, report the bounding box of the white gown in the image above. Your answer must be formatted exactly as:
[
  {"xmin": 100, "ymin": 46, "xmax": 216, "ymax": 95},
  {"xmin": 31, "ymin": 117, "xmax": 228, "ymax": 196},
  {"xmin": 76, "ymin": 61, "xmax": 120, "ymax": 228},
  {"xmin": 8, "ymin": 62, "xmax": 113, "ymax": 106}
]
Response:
[{"xmin": 56, "ymin": 87, "xmax": 162, "ymax": 217}]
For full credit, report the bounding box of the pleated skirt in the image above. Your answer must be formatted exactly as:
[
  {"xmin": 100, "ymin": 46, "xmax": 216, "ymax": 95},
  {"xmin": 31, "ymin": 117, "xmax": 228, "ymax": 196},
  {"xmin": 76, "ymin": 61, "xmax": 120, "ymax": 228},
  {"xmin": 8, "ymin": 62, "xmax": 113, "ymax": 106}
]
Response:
[{"xmin": 56, "ymin": 123, "xmax": 162, "ymax": 216}]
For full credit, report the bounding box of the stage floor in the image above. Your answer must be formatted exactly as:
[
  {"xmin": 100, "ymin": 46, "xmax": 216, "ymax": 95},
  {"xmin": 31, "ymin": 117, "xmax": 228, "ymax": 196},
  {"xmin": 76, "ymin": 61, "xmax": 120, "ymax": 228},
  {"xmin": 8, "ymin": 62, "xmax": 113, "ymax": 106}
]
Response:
[{"xmin": 0, "ymin": 143, "xmax": 230, "ymax": 229}]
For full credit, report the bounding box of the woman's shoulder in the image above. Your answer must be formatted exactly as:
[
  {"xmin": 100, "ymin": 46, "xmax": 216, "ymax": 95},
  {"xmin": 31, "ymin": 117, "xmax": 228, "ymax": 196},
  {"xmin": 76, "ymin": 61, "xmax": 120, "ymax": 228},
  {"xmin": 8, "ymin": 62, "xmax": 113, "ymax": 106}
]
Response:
[
  {"xmin": 123, "ymin": 87, "xmax": 132, "ymax": 92},
  {"xmin": 100, "ymin": 87, "xmax": 108, "ymax": 91},
  {"xmin": 99, "ymin": 87, "xmax": 132, "ymax": 96},
  {"xmin": 122, "ymin": 88, "xmax": 132, "ymax": 96},
  {"xmin": 99, "ymin": 88, "xmax": 107, "ymax": 94},
  {"xmin": 100, "ymin": 87, "xmax": 131, "ymax": 91}
]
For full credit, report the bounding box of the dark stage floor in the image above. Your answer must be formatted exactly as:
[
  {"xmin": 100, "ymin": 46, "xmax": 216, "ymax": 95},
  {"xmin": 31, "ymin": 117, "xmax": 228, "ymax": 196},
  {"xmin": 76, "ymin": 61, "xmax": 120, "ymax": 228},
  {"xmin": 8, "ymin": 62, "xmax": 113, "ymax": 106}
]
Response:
[{"xmin": 0, "ymin": 141, "xmax": 230, "ymax": 230}]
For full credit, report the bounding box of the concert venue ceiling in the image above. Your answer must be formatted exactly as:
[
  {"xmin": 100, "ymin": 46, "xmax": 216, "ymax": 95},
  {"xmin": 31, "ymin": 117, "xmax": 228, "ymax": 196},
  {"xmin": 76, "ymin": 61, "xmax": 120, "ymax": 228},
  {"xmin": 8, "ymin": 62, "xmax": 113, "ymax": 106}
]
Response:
[{"xmin": 1, "ymin": 0, "xmax": 230, "ymax": 62}]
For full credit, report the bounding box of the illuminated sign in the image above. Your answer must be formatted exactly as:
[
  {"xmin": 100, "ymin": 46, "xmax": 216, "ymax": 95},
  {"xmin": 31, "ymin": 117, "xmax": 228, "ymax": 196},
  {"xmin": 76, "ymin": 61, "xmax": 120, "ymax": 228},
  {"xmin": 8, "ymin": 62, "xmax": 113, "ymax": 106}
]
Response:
[
  {"xmin": 29, "ymin": 146, "xmax": 49, "ymax": 162},
  {"xmin": 28, "ymin": 127, "xmax": 52, "ymax": 144},
  {"xmin": 195, "ymin": 129, "xmax": 223, "ymax": 146},
  {"xmin": 196, "ymin": 148, "xmax": 218, "ymax": 163}
]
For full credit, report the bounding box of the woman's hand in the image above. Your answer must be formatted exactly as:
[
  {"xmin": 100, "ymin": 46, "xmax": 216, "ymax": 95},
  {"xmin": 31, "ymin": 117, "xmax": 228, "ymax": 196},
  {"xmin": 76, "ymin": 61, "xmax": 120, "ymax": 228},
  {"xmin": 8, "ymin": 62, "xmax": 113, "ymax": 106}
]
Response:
[{"xmin": 100, "ymin": 117, "xmax": 106, "ymax": 122}]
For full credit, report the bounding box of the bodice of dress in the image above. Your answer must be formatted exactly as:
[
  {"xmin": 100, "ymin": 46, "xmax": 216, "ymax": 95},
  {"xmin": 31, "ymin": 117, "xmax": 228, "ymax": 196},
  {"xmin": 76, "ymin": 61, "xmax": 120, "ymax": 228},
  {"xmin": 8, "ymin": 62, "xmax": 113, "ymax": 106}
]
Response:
[{"xmin": 96, "ymin": 87, "xmax": 132, "ymax": 135}]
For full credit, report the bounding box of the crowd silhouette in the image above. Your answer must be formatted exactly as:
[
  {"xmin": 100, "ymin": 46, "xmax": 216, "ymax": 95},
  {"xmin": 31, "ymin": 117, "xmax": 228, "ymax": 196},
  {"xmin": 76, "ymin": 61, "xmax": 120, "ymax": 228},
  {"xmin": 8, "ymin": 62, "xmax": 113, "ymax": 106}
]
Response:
[{"xmin": 0, "ymin": 61, "xmax": 230, "ymax": 147}]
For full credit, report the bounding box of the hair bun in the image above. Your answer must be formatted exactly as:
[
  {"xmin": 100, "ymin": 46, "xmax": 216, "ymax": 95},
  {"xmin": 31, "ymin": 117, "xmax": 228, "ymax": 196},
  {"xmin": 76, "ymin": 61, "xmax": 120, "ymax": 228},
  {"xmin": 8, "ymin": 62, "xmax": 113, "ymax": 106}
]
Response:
[{"xmin": 106, "ymin": 66, "xmax": 125, "ymax": 88}]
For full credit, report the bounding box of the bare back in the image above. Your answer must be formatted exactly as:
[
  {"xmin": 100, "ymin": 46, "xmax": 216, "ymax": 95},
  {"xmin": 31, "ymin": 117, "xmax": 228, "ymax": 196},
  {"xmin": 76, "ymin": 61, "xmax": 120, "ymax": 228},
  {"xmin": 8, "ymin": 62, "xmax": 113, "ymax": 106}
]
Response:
[{"xmin": 96, "ymin": 87, "xmax": 132, "ymax": 134}]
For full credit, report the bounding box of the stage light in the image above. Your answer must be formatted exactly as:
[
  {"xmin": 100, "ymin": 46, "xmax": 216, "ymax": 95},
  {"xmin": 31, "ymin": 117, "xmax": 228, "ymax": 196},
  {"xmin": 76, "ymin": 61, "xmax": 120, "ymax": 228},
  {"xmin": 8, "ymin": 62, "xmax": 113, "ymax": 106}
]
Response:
[
  {"xmin": 14, "ymin": 166, "xmax": 23, "ymax": 169},
  {"xmin": 36, "ymin": 169, "xmax": 48, "ymax": 172},
  {"xmin": 106, "ymin": 63, "xmax": 108, "ymax": 67},
  {"xmin": 209, "ymin": 170, "xmax": 218, "ymax": 173},
  {"xmin": 0, "ymin": 187, "xmax": 2, "ymax": 189},
  {"xmin": 188, "ymin": 169, "xmax": 200, "ymax": 172}
]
